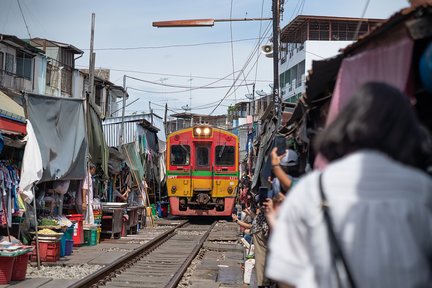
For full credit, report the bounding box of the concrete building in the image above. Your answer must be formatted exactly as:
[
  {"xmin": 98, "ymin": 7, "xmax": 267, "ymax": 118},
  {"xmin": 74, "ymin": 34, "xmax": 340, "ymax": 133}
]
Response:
[{"xmin": 279, "ymin": 15, "xmax": 385, "ymax": 103}]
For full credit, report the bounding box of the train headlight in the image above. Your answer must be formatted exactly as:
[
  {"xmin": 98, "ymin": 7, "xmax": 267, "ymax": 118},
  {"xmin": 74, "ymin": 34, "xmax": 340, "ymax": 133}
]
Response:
[
  {"xmin": 227, "ymin": 186, "xmax": 233, "ymax": 194},
  {"xmin": 193, "ymin": 126, "xmax": 212, "ymax": 137},
  {"xmin": 171, "ymin": 186, "xmax": 177, "ymax": 193}
]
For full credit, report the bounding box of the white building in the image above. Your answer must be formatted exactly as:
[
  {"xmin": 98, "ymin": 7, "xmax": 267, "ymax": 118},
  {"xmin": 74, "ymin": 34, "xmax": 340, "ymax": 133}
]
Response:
[{"xmin": 279, "ymin": 15, "xmax": 385, "ymax": 103}]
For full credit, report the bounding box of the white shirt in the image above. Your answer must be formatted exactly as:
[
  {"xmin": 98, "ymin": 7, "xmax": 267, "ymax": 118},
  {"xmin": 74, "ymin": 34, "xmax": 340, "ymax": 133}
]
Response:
[{"xmin": 266, "ymin": 150, "xmax": 432, "ymax": 288}]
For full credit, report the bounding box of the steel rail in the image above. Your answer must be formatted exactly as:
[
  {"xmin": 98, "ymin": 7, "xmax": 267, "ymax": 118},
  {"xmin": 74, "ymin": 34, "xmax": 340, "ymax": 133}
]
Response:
[
  {"xmin": 165, "ymin": 221, "xmax": 217, "ymax": 288},
  {"xmin": 68, "ymin": 220, "xmax": 188, "ymax": 288}
]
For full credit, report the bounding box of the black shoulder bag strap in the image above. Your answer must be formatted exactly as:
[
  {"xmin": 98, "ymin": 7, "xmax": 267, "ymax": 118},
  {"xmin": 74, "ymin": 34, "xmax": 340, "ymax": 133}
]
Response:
[{"xmin": 318, "ymin": 173, "xmax": 357, "ymax": 288}]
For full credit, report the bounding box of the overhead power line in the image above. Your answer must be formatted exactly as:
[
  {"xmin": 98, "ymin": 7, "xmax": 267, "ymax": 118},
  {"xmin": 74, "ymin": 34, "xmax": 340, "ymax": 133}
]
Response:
[
  {"xmin": 74, "ymin": 65, "xmax": 272, "ymax": 83},
  {"xmin": 16, "ymin": 0, "xmax": 31, "ymax": 38},
  {"xmin": 81, "ymin": 37, "xmax": 264, "ymax": 51}
]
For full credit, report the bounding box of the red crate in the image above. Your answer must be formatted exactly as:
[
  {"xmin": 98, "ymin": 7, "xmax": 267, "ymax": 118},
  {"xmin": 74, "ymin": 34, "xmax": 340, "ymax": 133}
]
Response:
[
  {"xmin": 0, "ymin": 256, "xmax": 15, "ymax": 284},
  {"xmin": 31, "ymin": 241, "xmax": 60, "ymax": 262},
  {"xmin": 11, "ymin": 253, "xmax": 30, "ymax": 281}
]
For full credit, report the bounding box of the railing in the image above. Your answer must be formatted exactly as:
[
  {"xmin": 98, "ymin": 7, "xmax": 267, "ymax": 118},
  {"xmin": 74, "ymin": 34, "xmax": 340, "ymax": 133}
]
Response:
[{"xmin": 0, "ymin": 69, "xmax": 32, "ymax": 92}]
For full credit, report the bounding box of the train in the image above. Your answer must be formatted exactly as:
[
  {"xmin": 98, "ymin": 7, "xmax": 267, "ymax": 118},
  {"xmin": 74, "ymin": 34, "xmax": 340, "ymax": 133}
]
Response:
[{"xmin": 166, "ymin": 124, "xmax": 239, "ymax": 216}]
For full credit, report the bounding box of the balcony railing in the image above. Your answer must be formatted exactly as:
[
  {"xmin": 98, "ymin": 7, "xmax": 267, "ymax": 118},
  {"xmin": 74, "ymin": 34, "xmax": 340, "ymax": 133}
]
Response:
[{"xmin": 0, "ymin": 69, "xmax": 32, "ymax": 92}]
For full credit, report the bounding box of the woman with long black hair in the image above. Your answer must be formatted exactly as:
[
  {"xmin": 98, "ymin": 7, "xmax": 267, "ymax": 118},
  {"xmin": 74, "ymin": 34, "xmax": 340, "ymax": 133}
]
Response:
[{"xmin": 266, "ymin": 82, "xmax": 432, "ymax": 288}]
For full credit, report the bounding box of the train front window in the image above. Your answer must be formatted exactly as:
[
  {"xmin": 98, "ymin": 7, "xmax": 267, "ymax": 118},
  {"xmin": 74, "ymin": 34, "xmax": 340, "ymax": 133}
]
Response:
[
  {"xmin": 170, "ymin": 145, "xmax": 190, "ymax": 166},
  {"xmin": 196, "ymin": 146, "xmax": 210, "ymax": 167},
  {"xmin": 215, "ymin": 145, "xmax": 235, "ymax": 166}
]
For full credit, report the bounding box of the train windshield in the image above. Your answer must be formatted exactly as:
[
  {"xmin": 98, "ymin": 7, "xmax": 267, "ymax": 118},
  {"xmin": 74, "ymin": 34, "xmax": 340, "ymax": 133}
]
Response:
[
  {"xmin": 215, "ymin": 145, "xmax": 235, "ymax": 166},
  {"xmin": 170, "ymin": 145, "xmax": 190, "ymax": 166},
  {"xmin": 195, "ymin": 145, "xmax": 210, "ymax": 168}
]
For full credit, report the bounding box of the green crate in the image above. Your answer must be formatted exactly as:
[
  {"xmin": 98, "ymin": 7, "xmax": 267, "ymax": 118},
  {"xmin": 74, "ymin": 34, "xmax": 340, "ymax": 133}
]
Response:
[{"xmin": 83, "ymin": 229, "xmax": 97, "ymax": 246}]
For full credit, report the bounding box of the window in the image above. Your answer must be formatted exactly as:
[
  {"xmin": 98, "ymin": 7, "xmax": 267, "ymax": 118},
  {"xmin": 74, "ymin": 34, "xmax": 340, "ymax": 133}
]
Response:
[
  {"xmin": 0, "ymin": 52, "xmax": 4, "ymax": 70},
  {"xmin": 16, "ymin": 51, "xmax": 32, "ymax": 79},
  {"xmin": 61, "ymin": 66, "xmax": 72, "ymax": 94},
  {"xmin": 195, "ymin": 146, "xmax": 209, "ymax": 167},
  {"xmin": 170, "ymin": 145, "xmax": 190, "ymax": 166},
  {"xmin": 46, "ymin": 63, "xmax": 53, "ymax": 86},
  {"xmin": 5, "ymin": 53, "xmax": 14, "ymax": 73},
  {"xmin": 215, "ymin": 145, "xmax": 235, "ymax": 166}
]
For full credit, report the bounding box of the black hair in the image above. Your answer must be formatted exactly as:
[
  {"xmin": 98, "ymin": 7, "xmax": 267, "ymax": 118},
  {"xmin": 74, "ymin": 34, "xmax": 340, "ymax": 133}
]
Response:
[{"xmin": 315, "ymin": 82, "xmax": 432, "ymax": 170}]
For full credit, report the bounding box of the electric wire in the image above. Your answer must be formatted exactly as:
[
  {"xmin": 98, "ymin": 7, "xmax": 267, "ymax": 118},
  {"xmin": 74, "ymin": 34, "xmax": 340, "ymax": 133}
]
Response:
[
  {"xmin": 253, "ymin": 0, "xmax": 266, "ymax": 93},
  {"xmin": 16, "ymin": 0, "xmax": 31, "ymax": 38},
  {"xmin": 209, "ymin": 22, "xmax": 272, "ymax": 115},
  {"xmin": 74, "ymin": 65, "xmax": 272, "ymax": 83},
  {"xmin": 229, "ymin": 0, "xmax": 237, "ymax": 105},
  {"xmin": 354, "ymin": 0, "xmax": 372, "ymax": 39},
  {"xmin": 81, "ymin": 37, "xmax": 265, "ymax": 51}
]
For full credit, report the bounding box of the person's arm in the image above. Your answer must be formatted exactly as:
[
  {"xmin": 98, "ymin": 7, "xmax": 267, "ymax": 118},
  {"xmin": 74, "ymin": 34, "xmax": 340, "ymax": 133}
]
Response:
[
  {"xmin": 271, "ymin": 147, "xmax": 293, "ymax": 189},
  {"xmin": 232, "ymin": 214, "xmax": 252, "ymax": 229}
]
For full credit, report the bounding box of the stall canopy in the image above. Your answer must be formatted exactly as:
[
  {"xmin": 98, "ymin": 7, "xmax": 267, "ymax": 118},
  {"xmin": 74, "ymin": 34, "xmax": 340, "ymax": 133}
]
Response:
[
  {"xmin": 26, "ymin": 93, "xmax": 87, "ymax": 182},
  {"xmin": 122, "ymin": 143, "xmax": 145, "ymax": 184},
  {"xmin": 87, "ymin": 104, "xmax": 109, "ymax": 178},
  {"xmin": 0, "ymin": 91, "xmax": 26, "ymax": 135}
]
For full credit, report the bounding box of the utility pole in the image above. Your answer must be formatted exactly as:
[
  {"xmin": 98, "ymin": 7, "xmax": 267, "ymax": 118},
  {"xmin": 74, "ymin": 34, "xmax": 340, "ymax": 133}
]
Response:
[
  {"xmin": 272, "ymin": 0, "xmax": 281, "ymax": 122},
  {"xmin": 164, "ymin": 103, "xmax": 168, "ymax": 136},
  {"xmin": 119, "ymin": 74, "xmax": 127, "ymax": 147},
  {"xmin": 89, "ymin": 13, "xmax": 95, "ymax": 104}
]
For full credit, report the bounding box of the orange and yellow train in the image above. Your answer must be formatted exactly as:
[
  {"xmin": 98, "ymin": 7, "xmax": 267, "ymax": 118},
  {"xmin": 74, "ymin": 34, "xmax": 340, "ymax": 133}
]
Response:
[{"xmin": 166, "ymin": 124, "xmax": 239, "ymax": 216}]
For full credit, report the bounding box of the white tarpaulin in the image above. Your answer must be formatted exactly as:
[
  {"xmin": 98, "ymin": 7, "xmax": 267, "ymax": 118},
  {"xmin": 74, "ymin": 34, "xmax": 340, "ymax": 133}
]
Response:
[{"xmin": 18, "ymin": 120, "xmax": 43, "ymax": 203}]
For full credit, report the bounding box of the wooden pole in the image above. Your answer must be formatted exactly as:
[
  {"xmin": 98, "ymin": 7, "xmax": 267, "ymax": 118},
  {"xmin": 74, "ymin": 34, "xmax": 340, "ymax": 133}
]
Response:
[{"xmin": 32, "ymin": 186, "xmax": 40, "ymax": 269}]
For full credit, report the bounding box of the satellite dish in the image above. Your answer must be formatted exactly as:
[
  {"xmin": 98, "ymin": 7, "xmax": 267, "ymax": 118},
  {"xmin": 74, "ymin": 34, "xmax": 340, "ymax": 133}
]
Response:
[
  {"xmin": 256, "ymin": 90, "xmax": 268, "ymax": 97},
  {"xmin": 245, "ymin": 93, "xmax": 254, "ymax": 100},
  {"xmin": 182, "ymin": 105, "xmax": 191, "ymax": 111}
]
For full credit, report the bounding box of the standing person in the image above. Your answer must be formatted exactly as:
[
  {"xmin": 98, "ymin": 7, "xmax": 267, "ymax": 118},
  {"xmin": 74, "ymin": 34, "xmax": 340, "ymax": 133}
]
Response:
[
  {"xmin": 266, "ymin": 82, "xmax": 432, "ymax": 288},
  {"xmin": 82, "ymin": 163, "xmax": 96, "ymax": 224},
  {"xmin": 264, "ymin": 148, "xmax": 300, "ymax": 229},
  {"xmin": 250, "ymin": 201, "xmax": 271, "ymax": 288}
]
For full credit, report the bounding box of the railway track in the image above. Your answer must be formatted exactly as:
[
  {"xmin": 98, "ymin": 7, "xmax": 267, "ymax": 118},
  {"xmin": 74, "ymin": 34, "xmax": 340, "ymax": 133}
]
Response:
[{"xmin": 69, "ymin": 220, "xmax": 216, "ymax": 288}]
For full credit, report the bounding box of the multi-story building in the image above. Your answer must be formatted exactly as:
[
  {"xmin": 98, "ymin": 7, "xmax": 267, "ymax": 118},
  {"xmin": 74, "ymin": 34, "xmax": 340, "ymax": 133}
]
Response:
[
  {"xmin": 0, "ymin": 34, "xmax": 45, "ymax": 95},
  {"xmin": 279, "ymin": 15, "xmax": 385, "ymax": 103}
]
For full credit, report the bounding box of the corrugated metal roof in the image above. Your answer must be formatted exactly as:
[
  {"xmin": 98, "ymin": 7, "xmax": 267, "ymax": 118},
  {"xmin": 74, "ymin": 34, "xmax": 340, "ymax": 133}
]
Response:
[{"xmin": 102, "ymin": 113, "xmax": 166, "ymax": 147}]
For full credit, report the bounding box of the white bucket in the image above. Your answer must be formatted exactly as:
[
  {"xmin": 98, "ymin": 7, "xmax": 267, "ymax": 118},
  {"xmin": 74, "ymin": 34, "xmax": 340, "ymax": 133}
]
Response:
[{"xmin": 244, "ymin": 258, "xmax": 255, "ymax": 284}]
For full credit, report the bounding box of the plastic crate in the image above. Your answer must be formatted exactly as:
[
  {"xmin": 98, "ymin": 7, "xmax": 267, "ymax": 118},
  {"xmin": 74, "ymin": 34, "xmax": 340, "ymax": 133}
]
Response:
[
  {"xmin": 64, "ymin": 226, "xmax": 74, "ymax": 241},
  {"xmin": 65, "ymin": 240, "xmax": 73, "ymax": 256},
  {"xmin": 66, "ymin": 214, "xmax": 84, "ymax": 246},
  {"xmin": 84, "ymin": 229, "xmax": 97, "ymax": 246},
  {"xmin": 31, "ymin": 241, "xmax": 60, "ymax": 262},
  {"xmin": 0, "ymin": 256, "xmax": 15, "ymax": 284},
  {"xmin": 11, "ymin": 253, "xmax": 30, "ymax": 281}
]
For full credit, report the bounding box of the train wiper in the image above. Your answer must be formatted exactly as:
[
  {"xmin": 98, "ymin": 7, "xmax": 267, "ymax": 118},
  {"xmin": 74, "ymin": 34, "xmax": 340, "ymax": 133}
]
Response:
[{"xmin": 218, "ymin": 144, "xmax": 226, "ymax": 158}]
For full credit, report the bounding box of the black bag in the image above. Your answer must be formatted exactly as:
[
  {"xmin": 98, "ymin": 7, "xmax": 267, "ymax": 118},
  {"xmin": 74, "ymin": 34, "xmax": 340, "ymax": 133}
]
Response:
[{"xmin": 318, "ymin": 173, "xmax": 357, "ymax": 288}]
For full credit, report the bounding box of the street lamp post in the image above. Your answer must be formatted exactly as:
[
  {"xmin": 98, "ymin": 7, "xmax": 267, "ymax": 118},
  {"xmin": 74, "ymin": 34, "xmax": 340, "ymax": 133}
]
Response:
[{"xmin": 152, "ymin": 0, "xmax": 281, "ymax": 120}]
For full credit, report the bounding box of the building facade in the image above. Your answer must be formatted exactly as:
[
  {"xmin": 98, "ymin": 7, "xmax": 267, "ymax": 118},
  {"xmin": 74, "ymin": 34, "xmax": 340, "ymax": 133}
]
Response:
[{"xmin": 279, "ymin": 15, "xmax": 385, "ymax": 103}]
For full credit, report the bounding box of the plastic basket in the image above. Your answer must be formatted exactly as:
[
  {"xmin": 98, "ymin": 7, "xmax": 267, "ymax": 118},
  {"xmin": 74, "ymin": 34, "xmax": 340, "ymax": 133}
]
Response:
[
  {"xmin": 11, "ymin": 253, "xmax": 30, "ymax": 281},
  {"xmin": 60, "ymin": 233, "xmax": 67, "ymax": 257},
  {"xmin": 84, "ymin": 229, "xmax": 97, "ymax": 246},
  {"xmin": 64, "ymin": 226, "xmax": 74, "ymax": 241},
  {"xmin": 66, "ymin": 214, "xmax": 84, "ymax": 246},
  {"xmin": 0, "ymin": 256, "xmax": 15, "ymax": 284},
  {"xmin": 31, "ymin": 241, "xmax": 60, "ymax": 262},
  {"xmin": 65, "ymin": 240, "xmax": 73, "ymax": 256}
]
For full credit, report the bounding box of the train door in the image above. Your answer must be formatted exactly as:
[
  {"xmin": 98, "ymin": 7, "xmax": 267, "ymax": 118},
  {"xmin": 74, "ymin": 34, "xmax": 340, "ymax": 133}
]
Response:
[{"xmin": 192, "ymin": 142, "xmax": 213, "ymax": 192}]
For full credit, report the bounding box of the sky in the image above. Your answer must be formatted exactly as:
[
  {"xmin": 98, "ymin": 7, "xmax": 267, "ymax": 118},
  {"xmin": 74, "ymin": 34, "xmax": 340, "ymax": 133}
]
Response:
[{"xmin": 0, "ymin": 0, "xmax": 409, "ymax": 118}]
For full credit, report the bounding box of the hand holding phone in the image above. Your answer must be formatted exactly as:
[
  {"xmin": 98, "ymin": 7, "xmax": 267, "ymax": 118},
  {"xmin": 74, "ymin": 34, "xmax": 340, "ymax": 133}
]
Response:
[
  {"xmin": 274, "ymin": 135, "xmax": 286, "ymax": 156},
  {"xmin": 258, "ymin": 186, "xmax": 270, "ymax": 205}
]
